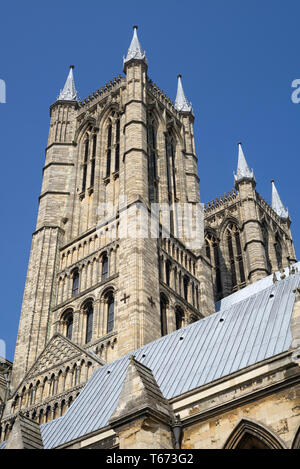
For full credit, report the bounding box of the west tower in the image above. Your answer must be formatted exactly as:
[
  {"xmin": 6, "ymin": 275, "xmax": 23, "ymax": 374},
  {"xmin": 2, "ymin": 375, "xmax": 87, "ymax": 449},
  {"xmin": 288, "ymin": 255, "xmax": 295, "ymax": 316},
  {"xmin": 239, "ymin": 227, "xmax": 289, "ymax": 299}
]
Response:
[{"xmin": 8, "ymin": 27, "xmax": 214, "ymax": 407}]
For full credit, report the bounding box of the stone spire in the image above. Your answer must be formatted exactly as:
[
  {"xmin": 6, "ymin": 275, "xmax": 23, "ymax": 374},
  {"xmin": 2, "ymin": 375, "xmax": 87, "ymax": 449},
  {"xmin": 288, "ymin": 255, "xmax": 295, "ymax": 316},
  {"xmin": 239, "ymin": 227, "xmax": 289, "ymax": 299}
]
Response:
[
  {"xmin": 234, "ymin": 142, "xmax": 255, "ymax": 184},
  {"xmin": 124, "ymin": 26, "xmax": 147, "ymax": 67},
  {"xmin": 174, "ymin": 75, "xmax": 193, "ymax": 113},
  {"xmin": 271, "ymin": 180, "xmax": 289, "ymax": 219},
  {"xmin": 58, "ymin": 65, "xmax": 77, "ymax": 101}
]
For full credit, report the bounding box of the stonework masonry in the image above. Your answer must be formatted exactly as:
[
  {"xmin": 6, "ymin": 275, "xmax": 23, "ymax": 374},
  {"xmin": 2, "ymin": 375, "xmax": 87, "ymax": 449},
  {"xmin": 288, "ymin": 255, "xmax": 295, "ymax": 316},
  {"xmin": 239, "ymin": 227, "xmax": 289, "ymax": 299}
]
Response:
[{"xmin": 0, "ymin": 27, "xmax": 298, "ymax": 448}]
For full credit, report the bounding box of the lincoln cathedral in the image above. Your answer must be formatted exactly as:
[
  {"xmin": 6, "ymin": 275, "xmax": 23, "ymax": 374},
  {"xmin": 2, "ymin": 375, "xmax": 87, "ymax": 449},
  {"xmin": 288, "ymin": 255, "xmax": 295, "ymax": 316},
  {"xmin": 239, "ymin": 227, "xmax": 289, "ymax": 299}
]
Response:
[{"xmin": 0, "ymin": 27, "xmax": 299, "ymax": 449}]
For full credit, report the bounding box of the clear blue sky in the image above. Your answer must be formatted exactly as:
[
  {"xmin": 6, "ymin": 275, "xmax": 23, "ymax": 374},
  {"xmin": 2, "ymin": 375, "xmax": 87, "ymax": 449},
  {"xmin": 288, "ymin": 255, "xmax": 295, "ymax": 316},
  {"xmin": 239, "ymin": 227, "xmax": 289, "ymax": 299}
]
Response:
[{"xmin": 1, "ymin": 0, "xmax": 300, "ymax": 361}]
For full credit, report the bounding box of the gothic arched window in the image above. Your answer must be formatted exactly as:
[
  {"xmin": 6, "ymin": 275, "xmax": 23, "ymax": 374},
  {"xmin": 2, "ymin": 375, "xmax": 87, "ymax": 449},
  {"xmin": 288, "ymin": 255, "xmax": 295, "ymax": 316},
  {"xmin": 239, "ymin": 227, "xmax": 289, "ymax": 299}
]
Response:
[
  {"xmin": 275, "ymin": 232, "xmax": 283, "ymax": 270},
  {"xmin": 183, "ymin": 275, "xmax": 189, "ymax": 301},
  {"xmin": 101, "ymin": 252, "xmax": 109, "ymax": 281},
  {"xmin": 82, "ymin": 138, "xmax": 89, "ymax": 192},
  {"xmin": 225, "ymin": 223, "xmax": 245, "ymax": 292},
  {"xmin": 205, "ymin": 232, "xmax": 222, "ymax": 298},
  {"xmin": 84, "ymin": 301, "xmax": 94, "ymax": 344},
  {"xmin": 106, "ymin": 123, "xmax": 112, "ymax": 177},
  {"xmin": 115, "ymin": 119, "xmax": 120, "ymax": 172},
  {"xmin": 160, "ymin": 294, "xmax": 168, "ymax": 336},
  {"xmin": 106, "ymin": 291, "xmax": 115, "ymax": 333},
  {"xmin": 71, "ymin": 268, "xmax": 79, "ymax": 297},
  {"xmin": 63, "ymin": 309, "xmax": 74, "ymax": 341},
  {"xmin": 175, "ymin": 306, "xmax": 184, "ymax": 330},
  {"xmin": 147, "ymin": 115, "xmax": 158, "ymax": 202},
  {"xmin": 166, "ymin": 260, "xmax": 171, "ymax": 286},
  {"xmin": 90, "ymin": 134, "xmax": 97, "ymax": 187}
]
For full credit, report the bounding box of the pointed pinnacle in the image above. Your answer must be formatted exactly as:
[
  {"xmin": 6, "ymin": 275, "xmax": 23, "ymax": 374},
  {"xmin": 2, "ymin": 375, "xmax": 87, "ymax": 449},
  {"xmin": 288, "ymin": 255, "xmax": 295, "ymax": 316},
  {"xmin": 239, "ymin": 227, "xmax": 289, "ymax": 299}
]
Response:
[
  {"xmin": 58, "ymin": 66, "xmax": 77, "ymax": 101},
  {"xmin": 234, "ymin": 142, "xmax": 255, "ymax": 184},
  {"xmin": 124, "ymin": 25, "xmax": 147, "ymax": 67},
  {"xmin": 174, "ymin": 75, "xmax": 193, "ymax": 113},
  {"xmin": 271, "ymin": 180, "xmax": 289, "ymax": 218}
]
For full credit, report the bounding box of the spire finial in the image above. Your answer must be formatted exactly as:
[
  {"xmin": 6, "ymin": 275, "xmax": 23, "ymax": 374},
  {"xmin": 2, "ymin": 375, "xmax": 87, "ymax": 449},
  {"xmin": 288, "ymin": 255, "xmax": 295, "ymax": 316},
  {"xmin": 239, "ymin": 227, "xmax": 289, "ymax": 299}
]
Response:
[
  {"xmin": 58, "ymin": 66, "xmax": 77, "ymax": 101},
  {"xmin": 174, "ymin": 74, "xmax": 193, "ymax": 113},
  {"xmin": 234, "ymin": 142, "xmax": 255, "ymax": 185},
  {"xmin": 124, "ymin": 26, "xmax": 147, "ymax": 69},
  {"xmin": 271, "ymin": 180, "xmax": 289, "ymax": 218}
]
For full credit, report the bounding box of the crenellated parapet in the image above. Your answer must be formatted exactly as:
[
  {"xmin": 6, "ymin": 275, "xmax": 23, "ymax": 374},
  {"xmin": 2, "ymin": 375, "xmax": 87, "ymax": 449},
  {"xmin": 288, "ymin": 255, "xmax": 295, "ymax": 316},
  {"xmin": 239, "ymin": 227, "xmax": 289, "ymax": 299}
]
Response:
[{"xmin": 204, "ymin": 189, "xmax": 239, "ymax": 215}]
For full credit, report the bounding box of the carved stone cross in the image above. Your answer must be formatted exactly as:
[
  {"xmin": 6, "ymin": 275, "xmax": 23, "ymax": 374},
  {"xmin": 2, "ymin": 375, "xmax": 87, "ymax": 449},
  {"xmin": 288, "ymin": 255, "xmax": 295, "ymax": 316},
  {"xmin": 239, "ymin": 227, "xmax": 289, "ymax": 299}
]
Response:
[
  {"xmin": 148, "ymin": 296, "xmax": 155, "ymax": 307},
  {"xmin": 120, "ymin": 293, "xmax": 130, "ymax": 304}
]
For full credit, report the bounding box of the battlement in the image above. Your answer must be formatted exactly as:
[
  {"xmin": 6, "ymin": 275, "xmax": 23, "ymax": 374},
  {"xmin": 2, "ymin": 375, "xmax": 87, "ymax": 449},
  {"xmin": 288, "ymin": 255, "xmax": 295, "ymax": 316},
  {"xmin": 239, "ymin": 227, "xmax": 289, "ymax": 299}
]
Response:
[
  {"xmin": 204, "ymin": 189, "xmax": 238, "ymax": 214},
  {"xmin": 78, "ymin": 74, "xmax": 124, "ymax": 110},
  {"xmin": 147, "ymin": 78, "xmax": 181, "ymax": 118}
]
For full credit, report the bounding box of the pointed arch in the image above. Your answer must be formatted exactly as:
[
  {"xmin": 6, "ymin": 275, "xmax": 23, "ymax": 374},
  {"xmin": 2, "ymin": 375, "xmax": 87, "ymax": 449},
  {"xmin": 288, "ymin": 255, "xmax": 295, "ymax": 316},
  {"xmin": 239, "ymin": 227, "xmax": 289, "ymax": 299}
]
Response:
[
  {"xmin": 222, "ymin": 220, "xmax": 246, "ymax": 292},
  {"xmin": 73, "ymin": 117, "xmax": 97, "ymax": 144},
  {"xmin": 224, "ymin": 419, "xmax": 285, "ymax": 449}
]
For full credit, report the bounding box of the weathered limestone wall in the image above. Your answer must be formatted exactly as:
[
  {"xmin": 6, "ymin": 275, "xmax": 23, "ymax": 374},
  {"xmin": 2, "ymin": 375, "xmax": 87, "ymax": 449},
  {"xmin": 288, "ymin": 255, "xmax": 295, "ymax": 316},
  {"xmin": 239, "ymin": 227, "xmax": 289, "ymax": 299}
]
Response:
[{"xmin": 181, "ymin": 383, "xmax": 300, "ymax": 449}]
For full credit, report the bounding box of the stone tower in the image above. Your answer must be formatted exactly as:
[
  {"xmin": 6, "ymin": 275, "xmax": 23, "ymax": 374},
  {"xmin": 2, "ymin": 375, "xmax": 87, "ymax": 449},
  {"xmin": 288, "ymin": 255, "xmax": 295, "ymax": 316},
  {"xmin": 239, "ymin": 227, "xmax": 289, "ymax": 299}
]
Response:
[
  {"xmin": 204, "ymin": 143, "xmax": 296, "ymax": 302},
  {"xmin": 2, "ymin": 27, "xmax": 214, "ymax": 430}
]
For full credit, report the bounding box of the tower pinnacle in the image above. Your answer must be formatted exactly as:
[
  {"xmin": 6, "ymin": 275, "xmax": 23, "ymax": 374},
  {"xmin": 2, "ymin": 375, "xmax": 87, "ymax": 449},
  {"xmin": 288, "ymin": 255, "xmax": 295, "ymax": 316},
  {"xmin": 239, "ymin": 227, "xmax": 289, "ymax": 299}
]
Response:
[
  {"xmin": 174, "ymin": 75, "xmax": 193, "ymax": 113},
  {"xmin": 123, "ymin": 25, "xmax": 147, "ymax": 68},
  {"xmin": 58, "ymin": 65, "xmax": 77, "ymax": 101},
  {"xmin": 271, "ymin": 180, "xmax": 289, "ymax": 219},
  {"xmin": 234, "ymin": 142, "xmax": 255, "ymax": 185}
]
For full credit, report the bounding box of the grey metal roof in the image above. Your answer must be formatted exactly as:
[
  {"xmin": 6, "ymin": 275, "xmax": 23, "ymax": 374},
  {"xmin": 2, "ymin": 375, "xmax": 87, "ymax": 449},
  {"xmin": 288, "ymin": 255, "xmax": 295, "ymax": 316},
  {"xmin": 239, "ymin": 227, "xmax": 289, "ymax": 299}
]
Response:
[
  {"xmin": 39, "ymin": 271, "xmax": 299, "ymax": 448},
  {"xmin": 216, "ymin": 262, "xmax": 300, "ymax": 312},
  {"xmin": 0, "ymin": 441, "xmax": 6, "ymax": 449}
]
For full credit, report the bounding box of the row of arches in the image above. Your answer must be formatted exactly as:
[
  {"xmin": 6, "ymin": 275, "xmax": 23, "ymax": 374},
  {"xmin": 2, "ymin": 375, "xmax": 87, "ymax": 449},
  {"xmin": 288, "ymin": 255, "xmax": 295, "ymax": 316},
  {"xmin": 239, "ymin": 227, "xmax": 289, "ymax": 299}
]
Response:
[
  {"xmin": 0, "ymin": 393, "xmax": 80, "ymax": 440},
  {"xmin": 59, "ymin": 291, "xmax": 115, "ymax": 345},
  {"xmin": 61, "ymin": 237, "xmax": 119, "ymax": 271},
  {"xmin": 161, "ymin": 256, "xmax": 199, "ymax": 310},
  {"xmin": 160, "ymin": 293, "xmax": 187, "ymax": 337},
  {"xmin": 58, "ymin": 249, "xmax": 117, "ymax": 305},
  {"xmin": 205, "ymin": 222, "xmax": 246, "ymax": 300},
  {"xmin": 79, "ymin": 111, "xmax": 121, "ymax": 196},
  {"xmin": 10, "ymin": 360, "xmax": 94, "ymax": 417},
  {"xmin": 161, "ymin": 238, "xmax": 196, "ymax": 276}
]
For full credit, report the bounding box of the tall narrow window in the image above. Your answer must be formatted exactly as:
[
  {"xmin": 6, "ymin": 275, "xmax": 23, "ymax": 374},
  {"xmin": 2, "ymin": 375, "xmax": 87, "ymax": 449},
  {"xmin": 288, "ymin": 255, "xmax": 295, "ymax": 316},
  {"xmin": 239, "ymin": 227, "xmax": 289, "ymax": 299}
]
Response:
[
  {"xmin": 165, "ymin": 260, "xmax": 171, "ymax": 286},
  {"xmin": 165, "ymin": 135, "xmax": 172, "ymax": 203},
  {"xmin": 175, "ymin": 306, "xmax": 184, "ymax": 330},
  {"xmin": 106, "ymin": 124, "xmax": 112, "ymax": 177},
  {"xmin": 65, "ymin": 310, "xmax": 73, "ymax": 341},
  {"xmin": 235, "ymin": 230, "xmax": 245, "ymax": 283},
  {"xmin": 225, "ymin": 223, "xmax": 245, "ymax": 292},
  {"xmin": 115, "ymin": 119, "xmax": 120, "ymax": 172},
  {"xmin": 72, "ymin": 269, "xmax": 79, "ymax": 297},
  {"xmin": 90, "ymin": 134, "xmax": 97, "ymax": 187},
  {"xmin": 183, "ymin": 275, "xmax": 189, "ymax": 301},
  {"xmin": 147, "ymin": 117, "xmax": 158, "ymax": 202},
  {"xmin": 227, "ymin": 231, "xmax": 237, "ymax": 289},
  {"xmin": 82, "ymin": 139, "xmax": 89, "ymax": 192},
  {"xmin": 160, "ymin": 294, "xmax": 168, "ymax": 336},
  {"xmin": 107, "ymin": 292, "xmax": 115, "ymax": 333},
  {"xmin": 205, "ymin": 232, "xmax": 222, "ymax": 298},
  {"xmin": 101, "ymin": 253, "xmax": 108, "ymax": 281},
  {"xmin": 275, "ymin": 232, "xmax": 282, "ymax": 270},
  {"xmin": 85, "ymin": 301, "xmax": 94, "ymax": 344}
]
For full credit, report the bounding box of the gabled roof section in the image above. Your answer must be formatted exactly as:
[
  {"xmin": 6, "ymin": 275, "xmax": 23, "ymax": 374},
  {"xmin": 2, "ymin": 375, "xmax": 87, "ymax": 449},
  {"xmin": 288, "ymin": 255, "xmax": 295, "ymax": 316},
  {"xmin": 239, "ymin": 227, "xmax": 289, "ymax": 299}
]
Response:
[
  {"xmin": 110, "ymin": 357, "xmax": 172, "ymax": 426},
  {"xmin": 41, "ymin": 269, "xmax": 299, "ymax": 449},
  {"xmin": 234, "ymin": 142, "xmax": 255, "ymax": 184},
  {"xmin": 271, "ymin": 180, "xmax": 289, "ymax": 219},
  {"xmin": 12, "ymin": 333, "xmax": 104, "ymax": 397},
  {"xmin": 58, "ymin": 65, "xmax": 77, "ymax": 101}
]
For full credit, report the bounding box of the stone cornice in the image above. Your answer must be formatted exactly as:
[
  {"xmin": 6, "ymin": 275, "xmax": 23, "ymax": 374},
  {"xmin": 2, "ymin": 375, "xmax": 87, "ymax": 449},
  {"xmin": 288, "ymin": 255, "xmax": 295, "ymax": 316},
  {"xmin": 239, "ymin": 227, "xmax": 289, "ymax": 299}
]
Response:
[
  {"xmin": 43, "ymin": 162, "xmax": 75, "ymax": 173},
  {"xmin": 39, "ymin": 191, "xmax": 70, "ymax": 201}
]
